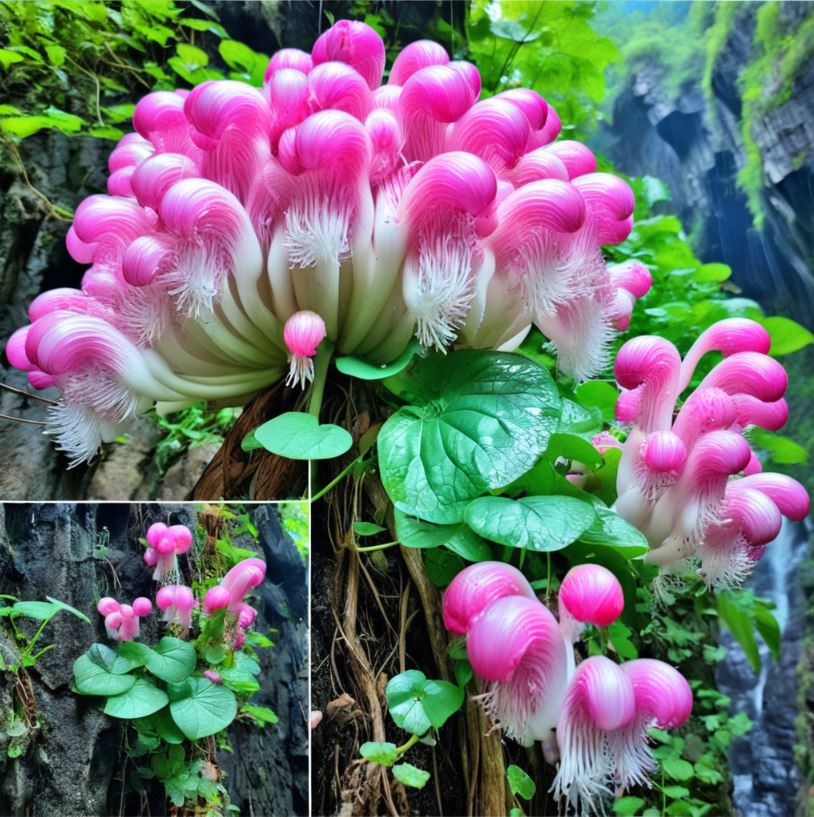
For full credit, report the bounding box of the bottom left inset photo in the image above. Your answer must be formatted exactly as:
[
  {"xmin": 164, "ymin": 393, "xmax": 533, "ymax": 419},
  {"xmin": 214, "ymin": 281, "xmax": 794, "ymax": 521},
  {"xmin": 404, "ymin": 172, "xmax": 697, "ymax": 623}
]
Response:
[{"xmin": 0, "ymin": 502, "xmax": 309, "ymax": 817}]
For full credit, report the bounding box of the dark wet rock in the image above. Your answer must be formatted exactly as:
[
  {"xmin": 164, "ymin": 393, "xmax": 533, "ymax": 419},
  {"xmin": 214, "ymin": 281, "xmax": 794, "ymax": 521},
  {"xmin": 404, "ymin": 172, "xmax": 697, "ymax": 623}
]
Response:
[{"xmin": 598, "ymin": 1, "xmax": 814, "ymax": 328}]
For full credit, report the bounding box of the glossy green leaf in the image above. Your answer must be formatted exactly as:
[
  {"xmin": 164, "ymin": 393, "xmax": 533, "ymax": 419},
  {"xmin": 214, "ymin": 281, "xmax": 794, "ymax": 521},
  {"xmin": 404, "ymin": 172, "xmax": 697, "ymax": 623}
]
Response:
[
  {"xmin": 578, "ymin": 508, "xmax": 650, "ymax": 556},
  {"xmin": 574, "ymin": 381, "xmax": 619, "ymax": 424},
  {"xmin": 253, "ymin": 412, "xmax": 352, "ymax": 460},
  {"xmin": 544, "ymin": 432, "xmax": 603, "ymax": 468},
  {"xmin": 464, "ymin": 496, "xmax": 596, "ymax": 552},
  {"xmin": 241, "ymin": 704, "xmax": 278, "ymax": 726},
  {"xmin": 11, "ymin": 601, "xmax": 59, "ymax": 621},
  {"xmin": 144, "ymin": 637, "xmax": 197, "ymax": 683},
  {"xmin": 749, "ymin": 429, "xmax": 808, "ymax": 464},
  {"xmin": 695, "ymin": 263, "xmax": 732, "ymax": 282},
  {"xmin": 169, "ymin": 677, "xmax": 237, "ymax": 740},
  {"xmin": 761, "ymin": 316, "xmax": 814, "ymax": 356},
  {"xmin": 360, "ymin": 741, "xmax": 398, "ymax": 765},
  {"xmin": 353, "ymin": 521, "xmax": 387, "ymax": 537},
  {"xmin": 506, "ymin": 764, "xmax": 536, "ymax": 800},
  {"xmin": 73, "ymin": 652, "xmax": 137, "ymax": 697},
  {"xmin": 395, "ymin": 510, "xmax": 491, "ymax": 562},
  {"xmin": 335, "ymin": 340, "xmax": 420, "ymax": 381},
  {"xmin": 392, "ymin": 763, "xmax": 430, "ymax": 789},
  {"xmin": 104, "ymin": 679, "xmax": 168, "ymax": 719},
  {"xmin": 614, "ymin": 796, "xmax": 645, "ymax": 816},
  {"xmin": 386, "ymin": 670, "xmax": 463, "ymax": 736},
  {"xmin": 378, "ymin": 351, "xmax": 561, "ymax": 524},
  {"xmin": 716, "ymin": 592, "xmax": 760, "ymax": 674}
]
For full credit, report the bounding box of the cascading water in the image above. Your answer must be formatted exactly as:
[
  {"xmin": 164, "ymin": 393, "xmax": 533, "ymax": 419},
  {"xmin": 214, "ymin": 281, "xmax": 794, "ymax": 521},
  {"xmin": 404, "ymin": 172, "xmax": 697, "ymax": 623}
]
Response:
[{"xmin": 716, "ymin": 518, "xmax": 812, "ymax": 816}]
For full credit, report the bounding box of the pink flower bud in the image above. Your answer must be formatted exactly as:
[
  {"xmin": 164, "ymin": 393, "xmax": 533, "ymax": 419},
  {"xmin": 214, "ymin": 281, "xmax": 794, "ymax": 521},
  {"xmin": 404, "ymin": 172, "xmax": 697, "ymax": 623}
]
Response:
[
  {"xmin": 283, "ymin": 311, "xmax": 327, "ymax": 389},
  {"xmin": 97, "ymin": 597, "xmax": 120, "ymax": 616},
  {"xmin": 132, "ymin": 597, "xmax": 153, "ymax": 617},
  {"xmin": 203, "ymin": 585, "xmax": 231, "ymax": 614},
  {"xmin": 203, "ymin": 670, "xmax": 222, "ymax": 684}
]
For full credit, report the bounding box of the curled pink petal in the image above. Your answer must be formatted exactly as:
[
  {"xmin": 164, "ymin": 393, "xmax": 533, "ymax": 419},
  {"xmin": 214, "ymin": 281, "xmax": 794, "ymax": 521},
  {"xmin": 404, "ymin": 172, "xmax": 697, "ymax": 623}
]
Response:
[
  {"xmin": 467, "ymin": 595, "xmax": 569, "ymax": 746},
  {"xmin": 388, "ymin": 39, "xmax": 449, "ymax": 85},
  {"xmin": 442, "ymin": 561, "xmax": 536, "ymax": 635},
  {"xmin": 311, "ymin": 20, "xmax": 386, "ymax": 91}
]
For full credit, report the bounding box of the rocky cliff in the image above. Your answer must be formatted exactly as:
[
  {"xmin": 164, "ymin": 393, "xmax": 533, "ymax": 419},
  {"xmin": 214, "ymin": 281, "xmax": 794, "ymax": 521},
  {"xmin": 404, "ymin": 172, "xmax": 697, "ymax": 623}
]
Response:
[{"xmin": 596, "ymin": 1, "xmax": 814, "ymax": 328}]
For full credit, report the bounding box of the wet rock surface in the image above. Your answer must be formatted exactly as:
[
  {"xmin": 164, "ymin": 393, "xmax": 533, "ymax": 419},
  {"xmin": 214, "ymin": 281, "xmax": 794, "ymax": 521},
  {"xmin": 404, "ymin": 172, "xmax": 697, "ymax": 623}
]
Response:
[
  {"xmin": 598, "ymin": 1, "xmax": 814, "ymax": 328},
  {"xmin": 0, "ymin": 503, "xmax": 307, "ymax": 817}
]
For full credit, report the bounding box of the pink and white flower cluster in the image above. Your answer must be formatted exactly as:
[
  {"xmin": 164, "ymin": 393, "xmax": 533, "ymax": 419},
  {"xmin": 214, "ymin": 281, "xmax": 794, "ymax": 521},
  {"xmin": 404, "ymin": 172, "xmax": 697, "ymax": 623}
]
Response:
[
  {"xmin": 443, "ymin": 562, "xmax": 691, "ymax": 815},
  {"xmin": 612, "ymin": 318, "xmax": 809, "ymax": 589},
  {"xmin": 96, "ymin": 519, "xmax": 265, "ymax": 651},
  {"xmin": 202, "ymin": 556, "xmax": 265, "ymax": 649},
  {"xmin": 4, "ymin": 20, "xmax": 648, "ymax": 466}
]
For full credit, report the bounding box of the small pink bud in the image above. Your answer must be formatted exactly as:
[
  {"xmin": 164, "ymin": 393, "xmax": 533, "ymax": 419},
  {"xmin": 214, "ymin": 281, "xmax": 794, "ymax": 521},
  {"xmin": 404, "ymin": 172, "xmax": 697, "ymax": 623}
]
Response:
[
  {"xmin": 204, "ymin": 670, "xmax": 222, "ymax": 684},
  {"xmin": 156, "ymin": 586, "xmax": 175, "ymax": 611},
  {"xmin": 143, "ymin": 547, "xmax": 158, "ymax": 567},
  {"xmin": 204, "ymin": 585, "xmax": 231, "ymax": 614},
  {"xmin": 132, "ymin": 597, "xmax": 153, "ymax": 617},
  {"xmin": 168, "ymin": 524, "xmax": 193, "ymax": 553},
  {"xmin": 283, "ymin": 310, "xmax": 326, "ymax": 388},
  {"xmin": 97, "ymin": 597, "xmax": 120, "ymax": 616}
]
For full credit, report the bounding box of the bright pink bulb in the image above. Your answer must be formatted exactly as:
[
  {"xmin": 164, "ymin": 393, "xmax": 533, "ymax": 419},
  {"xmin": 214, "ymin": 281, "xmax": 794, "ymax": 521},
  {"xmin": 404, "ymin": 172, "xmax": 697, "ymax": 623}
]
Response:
[
  {"xmin": 132, "ymin": 597, "xmax": 153, "ymax": 617},
  {"xmin": 155, "ymin": 586, "xmax": 176, "ymax": 611},
  {"xmin": 143, "ymin": 547, "xmax": 158, "ymax": 567},
  {"xmin": 558, "ymin": 564, "xmax": 624, "ymax": 642},
  {"xmin": 466, "ymin": 595, "xmax": 568, "ymax": 746},
  {"xmin": 204, "ymin": 585, "xmax": 231, "ymax": 614},
  {"xmin": 97, "ymin": 597, "xmax": 120, "ymax": 616},
  {"xmin": 203, "ymin": 669, "xmax": 223, "ymax": 684},
  {"xmin": 442, "ymin": 561, "xmax": 536, "ymax": 635},
  {"xmin": 311, "ymin": 19, "xmax": 386, "ymax": 91},
  {"xmin": 283, "ymin": 310, "xmax": 327, "ymax": 389},
  {"xmin": 388, "ymin": 39, "xmax": 449, "ymax": 86},
  {"xmin": 168, "ymin": 524, "xmax": 193, "ymax": 553},
  {"xmin": 637, "ymin": 430, "xmax": 687, "ymax": 498},
  {"xmin": 155, "ymin": 535, "xmax": 176, "ymax": 555},
  {"xmin": 146, "ymin": 522, "xmax": 169, "ymax": 547}
]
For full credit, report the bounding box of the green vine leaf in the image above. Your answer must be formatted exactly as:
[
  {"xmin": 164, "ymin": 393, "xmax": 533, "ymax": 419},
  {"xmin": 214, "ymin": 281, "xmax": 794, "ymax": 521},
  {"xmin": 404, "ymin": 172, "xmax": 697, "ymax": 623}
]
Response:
[
  {"xmin": 169, "ymin": 677, "xmax": 238, "ymax": 740},
  {"xmin": 252, "ymin": 412, "xmax": 353, "ymax": 460},
  {"xmin": 385, "ymin": 670, "xmax": 463, "ymax": 736},
  {"xmin": 464, "ymin": 495, "xmax": 597, "ymax": 551},
  {"xmin": 392, "ymin": 763, "xmax": 430, "ymax": 789},
  {"xmin": 378, "ymin": 351, "xmax": 561, "ymax": 524},
  {"xmin": 104, "ymin": 679, "xmax": 169, "ymax": 719}
]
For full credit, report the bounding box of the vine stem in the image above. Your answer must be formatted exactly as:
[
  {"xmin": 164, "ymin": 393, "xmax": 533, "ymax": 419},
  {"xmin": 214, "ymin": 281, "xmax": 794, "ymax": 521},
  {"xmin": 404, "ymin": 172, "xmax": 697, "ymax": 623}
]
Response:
[
  {"xmin": 396, "ymin": 733, "xmax": 420, "ymax": 755},
  {"xmin": 307, "ymin": 341, "xmax": 334, "ymax": 418},
  {"xmin": 355, "ymin": 541, "xmax": 398, "ymax": 553},
  {"xmin": 311, "ymin": 455, "xmax": 363, "ymax": 502}
]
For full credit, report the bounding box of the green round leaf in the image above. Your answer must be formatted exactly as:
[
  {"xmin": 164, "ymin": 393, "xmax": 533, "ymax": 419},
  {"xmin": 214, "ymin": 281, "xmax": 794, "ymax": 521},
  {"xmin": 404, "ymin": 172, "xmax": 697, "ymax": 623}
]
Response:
[
  {"xmin": 169, "ymin": 677, "xmax": 238, "ymax": 740},
  {"xmin": 11, "ymin": 601, "xmax": 58, "ymax": 621},
  {"xmin": 392, "ymin": 763, "xmax": 430, "ymax": 789},
  {"xmin": 254, "ymin": 412, "xmax": 353, "ymax": 460},
  {"xmin": 661, "ymin": 756, "xmax": 694, "ymax": 782},
  {"xmin": 506, "ymin": 764, "xmax": 536, "ymax": 801},
  {"xmin": 395, "ymin": 510, "xmax": 491, "ymax": 562},
  {"xmin": 144, "ymin": 637, "xmax": 197, "ymax": 684},
  {"xmin": 378, "ymin": 351, "xmax": 561, "ymax": 524},
  {"xmin": 360, "ymin": 741, "xmax": 398, "ymax": 765},
  {"xmin": 335, "ymin": 340, "xmax": 419, "ymax": 381},
  {"xmin": 104, "ymin": 679, "xmax": 169, "ymax": 719},
  {"xmin": 613, "ymin": 796, "xmax": 646, "ymax": 816},
  {"xmin": 579, "ymin": 508, "xmax": 650, "ymax": 557},
  {"xmin": 464, "ymin": 496, "xmax": 597, "ymax": 551},
  {"xmin": 385, "ymin": 670, "xmax": 464, "ymax": 736},
  {"xmin": 73, "ymin": 652, "xmax": 137, "ymax": 697},
  {"xmin": 761, "ymin": 316, "xmax": 814, "ymax": 356}
]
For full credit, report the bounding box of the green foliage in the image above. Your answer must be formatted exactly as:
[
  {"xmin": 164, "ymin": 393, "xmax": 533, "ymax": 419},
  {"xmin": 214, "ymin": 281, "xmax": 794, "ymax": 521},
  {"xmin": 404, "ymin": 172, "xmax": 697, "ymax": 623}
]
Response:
[
  {"xmin": 249, "ymin": 411, "xmax": 353, "ymax": 460},
  {"xmin": 152, "ymin": 404, "xmax": 238, "ymax": 475},
  {"xmin": 280, "ymin": 501, "xmax": 310, "ymax": 561},
  {"xmin": 466, "ymin": 0, "xmax": 618, "ymax": 137}
]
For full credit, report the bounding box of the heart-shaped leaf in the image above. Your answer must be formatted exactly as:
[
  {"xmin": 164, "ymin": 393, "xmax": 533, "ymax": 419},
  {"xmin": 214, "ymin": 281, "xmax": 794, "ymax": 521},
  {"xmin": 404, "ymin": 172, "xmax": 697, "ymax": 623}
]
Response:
[
  {"xmin": 144, "ymin": 637, "xmax": 197, "ymax": 683},
  {"xmin": 464, "ymin": 496, "xmax": 596, "ymax": 551},
  {"xmin": 378, "ymin": 351, "xmax": 561, "ymax": 524},
  {"xmin": 392, "ymin": 763, "xmax": 430, "ymax": 789},
  {"xmin": 169, "ymin": 677, "xmax": 238, "ymax": 740},
  {"xmin": 395, "ymin": 510, "xmax": 491, "ymax": 562},
  {"xmin": 73, "ymin": 652, "xmax": 137, "ymax": 697},
  {"xmin": 335, "ymin": 340, "xmax": 420, "ymax": 381},
  {"xmin": 253, "ymin": 412, "xmax": 353, "ymax": 460},
  {"xmin": 385, "ymin": 670, "xmax": 463, "ymax": 736},
  {"xmin": 104, "ymin": 679, "xmax": 169, "ymax": 719}
]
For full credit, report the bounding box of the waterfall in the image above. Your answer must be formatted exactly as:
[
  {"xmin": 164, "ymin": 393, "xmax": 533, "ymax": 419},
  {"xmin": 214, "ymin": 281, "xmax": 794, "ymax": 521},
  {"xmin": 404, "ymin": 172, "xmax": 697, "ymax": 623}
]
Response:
[{"xmin": 716, "ymin": 518, "xmax": 811, "ymax": 817}]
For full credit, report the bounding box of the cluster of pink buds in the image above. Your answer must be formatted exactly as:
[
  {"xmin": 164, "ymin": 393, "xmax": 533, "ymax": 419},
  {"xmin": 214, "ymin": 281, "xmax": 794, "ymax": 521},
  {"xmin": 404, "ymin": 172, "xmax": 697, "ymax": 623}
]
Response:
[
  {"xmin": 4, "ymin": 19, "xmax": 648, "ymax": 466},
  {"xmin": 156, "ymin": 584, "xmax": 196, "ymax": 634},
  {"xmin": 143, "ymin": 522, "xmax": 193, "ymax": 584},
  {"xmin": 97, "ymin": 596, "xmax": 152, "ymax": 642},
  {"xmin": 203, "ymin": 557, "xmax": 265, "ymax": 649},
  {"xmin": 443, "ymin": 562, "xmax": 691, "ymax": 815},
  {"xmin": 612, "ymin": 318, "xmax": 809, "ymax": 590}
]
